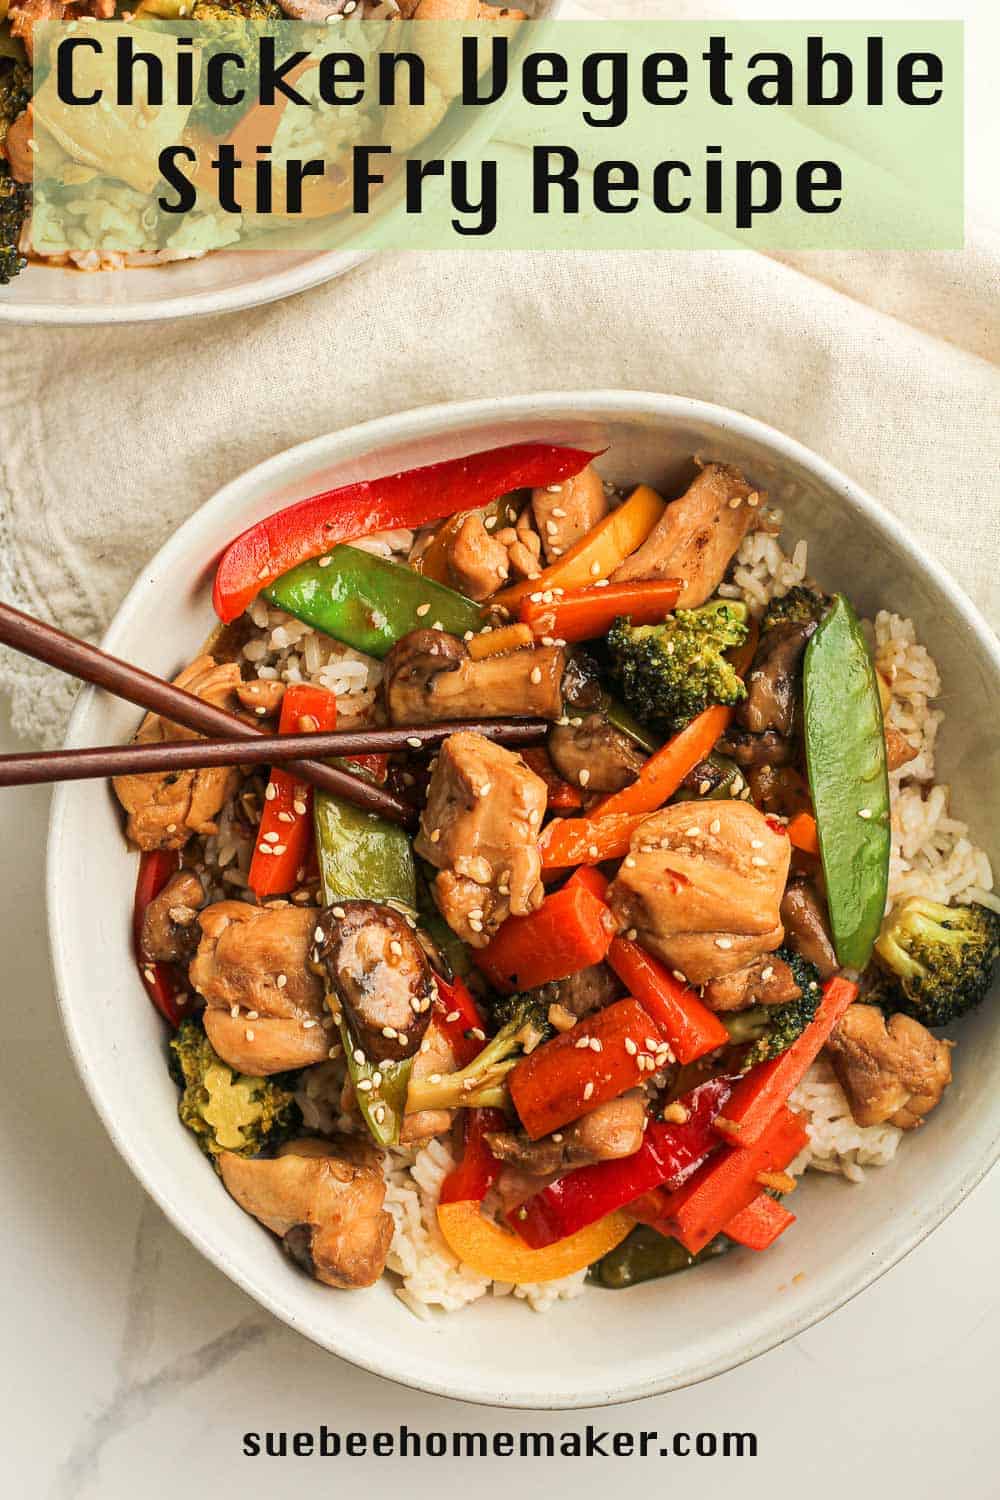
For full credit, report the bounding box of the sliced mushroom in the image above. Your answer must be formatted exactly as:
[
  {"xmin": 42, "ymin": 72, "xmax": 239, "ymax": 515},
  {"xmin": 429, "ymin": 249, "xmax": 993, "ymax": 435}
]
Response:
[
  {"xmin": 383, "ymin": 629, "xmax": 565, "ymax": 725},
  {"xmin": 548, "ymin": 713, "xmax": 647, "ymax": 794},
  {"xmin": 485, "ymin": 1091, "xmax": 646, "ymax": 1175},
  {"xmin": 140, "ymin": 870, "xmax": 206, "ymax": 964},
  {"xmin": 737, "ymin": 619, "xmax": 818, "ymax": 737},
  {"xmin": 780, "ymin": 877, "xmax": 838, "ymax": 978},
  {"xmin": 717, "ymin": 726, "xmax": 796, "ymax": 769},
  {"xmin": 219, "ymin": 1136, "xmax": 393, "ymax": 1289},
  {"xmin": 313, "ymin": 900, "xmax": 434, "ymax": 1063}
]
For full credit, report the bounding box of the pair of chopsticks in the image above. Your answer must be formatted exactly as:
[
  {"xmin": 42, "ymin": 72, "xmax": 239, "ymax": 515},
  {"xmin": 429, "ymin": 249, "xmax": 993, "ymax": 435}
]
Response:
[{"xmin": 0, "ymin": 602, "xmax": 547, "ymax": 826}]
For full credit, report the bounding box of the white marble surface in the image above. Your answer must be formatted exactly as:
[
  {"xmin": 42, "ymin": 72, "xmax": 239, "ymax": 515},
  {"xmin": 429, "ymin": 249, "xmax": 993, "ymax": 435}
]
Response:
[{"xmin": 4, "ymin": 701, "xmax": 999, "ymax": 1498}]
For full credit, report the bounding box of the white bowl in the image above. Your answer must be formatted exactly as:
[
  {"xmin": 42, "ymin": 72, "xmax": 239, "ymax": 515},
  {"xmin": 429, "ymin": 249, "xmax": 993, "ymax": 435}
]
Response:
[{"xmin": 47, "ymin": 392, "xmax": 1000, "ymax": 1408}]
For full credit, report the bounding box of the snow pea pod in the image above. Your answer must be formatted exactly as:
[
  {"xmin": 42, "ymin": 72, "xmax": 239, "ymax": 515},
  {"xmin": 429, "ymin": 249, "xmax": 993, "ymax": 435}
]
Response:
[
  {"xmin": 589, "ymin": 1226, "xmax": 729, "ymax": 1289},
  {"xmin": 265, "ymin": 545, "xmax": 482, "ymax": 659},
  {"xmin": 314, "ymin": 790, "xmax": 418, "ymax": 1147},
  {"xmin": 803, "ymin": 594, "xmax": 890, "ymax": 970}
]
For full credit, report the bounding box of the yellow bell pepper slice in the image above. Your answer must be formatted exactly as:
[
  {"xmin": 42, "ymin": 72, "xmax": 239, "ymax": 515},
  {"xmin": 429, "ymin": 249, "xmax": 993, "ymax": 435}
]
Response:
[
  {"xmin": 493, "ymin": 485, "xmax": 666, "ymax": 612},
  {"xmin": 437, "ymin": 1200, "xmax": 633, "ymax": 1283}
]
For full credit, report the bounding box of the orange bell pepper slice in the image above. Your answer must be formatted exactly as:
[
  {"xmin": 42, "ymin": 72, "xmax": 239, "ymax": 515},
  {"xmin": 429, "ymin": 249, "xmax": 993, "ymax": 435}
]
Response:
[
  {"xmin": 437, "ymin": 1200, "xmax": 633, "ymax": 1283},
  {"xmin": 493, "ymin": 485, "xmax": 665, "ymax": 612}
]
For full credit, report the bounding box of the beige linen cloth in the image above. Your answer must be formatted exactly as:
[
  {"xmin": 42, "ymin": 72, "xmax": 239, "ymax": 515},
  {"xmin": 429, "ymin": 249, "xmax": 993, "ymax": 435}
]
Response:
[{"xmin": 0, "ymin": 0, "xmax": 997, "ymax": 744}]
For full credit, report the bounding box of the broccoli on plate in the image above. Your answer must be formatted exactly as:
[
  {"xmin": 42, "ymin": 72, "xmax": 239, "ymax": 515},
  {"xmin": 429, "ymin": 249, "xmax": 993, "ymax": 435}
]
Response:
[
  {"xmin": 404, "ymin": 993, "xmax": 553, "ymax": 1115},
  {"xmin": 169, "ymin": 1017, "xmax": 302, "ymax": 1164},
  {"xmin": 872, "ymin": 897, "xmax": 1000, "ymax": 1028},
  {"xmin": 607, "ymin": 599, "xmax": 750, "ymax": 735},
  {"xmin": 721, "ymin": 949, "xmax": 822, "ymax": 1071}
]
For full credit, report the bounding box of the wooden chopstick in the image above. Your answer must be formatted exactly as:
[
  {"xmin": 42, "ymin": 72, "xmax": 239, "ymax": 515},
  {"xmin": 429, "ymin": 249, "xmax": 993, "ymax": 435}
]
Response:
[
  {"xmin": 0, "ymin": 601, "xmax": 430, "ymax": 824},
  {"xmin": 0, "ymin": 719, "xmax": 549, "ymax": 788}
]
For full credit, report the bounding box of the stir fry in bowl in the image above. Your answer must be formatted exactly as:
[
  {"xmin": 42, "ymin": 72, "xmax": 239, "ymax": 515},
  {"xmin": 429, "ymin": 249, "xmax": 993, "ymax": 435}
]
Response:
[{"xmin": 116, "ymin": 440, "xmax": 1000, "ymax": 1312}]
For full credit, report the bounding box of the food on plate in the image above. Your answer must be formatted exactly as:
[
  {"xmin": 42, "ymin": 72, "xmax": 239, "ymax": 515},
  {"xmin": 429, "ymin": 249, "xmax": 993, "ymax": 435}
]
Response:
[{"xmin": 111, "ymin": 439, "xmax": 998, "ymax": 1314}]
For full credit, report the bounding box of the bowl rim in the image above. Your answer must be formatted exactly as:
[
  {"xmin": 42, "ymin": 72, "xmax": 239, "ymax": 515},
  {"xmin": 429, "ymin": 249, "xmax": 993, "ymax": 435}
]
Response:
[
  {"xmin": 0, "ymin": 250, "xmax": 370, "ymax": 327},
  {"xmin": 45, "ymin": 389, "xmax": 1000, "ymax": 1407}
]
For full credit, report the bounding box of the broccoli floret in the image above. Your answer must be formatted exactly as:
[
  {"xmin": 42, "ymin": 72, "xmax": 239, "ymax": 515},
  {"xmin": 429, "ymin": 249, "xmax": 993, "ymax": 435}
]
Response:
[
  {"xmin": 169, "ymin": 1017, "xmax": 301, "ymax": 1165},
  {"xmin": 186, "ymin": 0, "xmax": 284, "ymax": 137},
  {"xmin": 0, "ymin": 54, "xmax": 30, "ymax": 145},
  {"xmin": 0, "ymin": 53, "xmax": 31, "ymax": 286},
  {"xmin": 405, "ymin": 993, "xmax": 553, "ymax": 1114},
  {"xmin": 872, "ymin": 897, "xmax": 1000, "ymax": 1028},
  {"xmin": 721, "ymin": 949, "xmax": 822, "ymax": 1070},
  {"xmin": 760, "ymin": 584, "xmax": 829, "ymax": 633},
  {"xmin": 608, "ymin": 599, "xmax": 750, "ymax": 735}
]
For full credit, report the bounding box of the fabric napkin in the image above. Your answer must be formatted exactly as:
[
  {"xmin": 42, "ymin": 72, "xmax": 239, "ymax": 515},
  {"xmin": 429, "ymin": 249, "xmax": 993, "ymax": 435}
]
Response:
[{"xmin": 1, "ymin": 2, "xmax": 997, "ymax": 745}]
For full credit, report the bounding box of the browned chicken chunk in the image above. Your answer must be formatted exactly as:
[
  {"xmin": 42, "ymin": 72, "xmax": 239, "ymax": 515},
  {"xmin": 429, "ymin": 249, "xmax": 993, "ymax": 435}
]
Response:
[
  {"xmin": 235, "ymin": 678, "xmax": 286, "ymax": 719},
  {"xmin": 548, "ymin": 713, "xmax": 647, "ymax": 794},
  {"xmin": 384, "ymin": 630, "xmax": 565, "ymax": 725},
  {"xmin": 701, "ymin": 953, "xmax": 803, "ymax": 1013},
  {"xmin": 826, "ymin": 1004, "xmax": 952, "ymax": 1130},
  {"xmin": 313, "ymin": 900, "xmax": 434, "ymax": 1063},
  {"xmin": 219, "ymin": 1136, "xmax": 393, "ymax": 1289},
  {"xmin": 112, "ymin": 656, "xmax": 243, "ymax": 852},
  {"xmin": 495, "ymin": 510, "xmax": 544, "ymax": 582},
  {"xmin": 446, "ymin": 513, "xmax": 511, "ymax": 601},
  {"xmin": 531, "ymin": 464, "xmax": 609, "ymax": 565},
  {"xmin": 885, "ymin": 725, "xmax": 919, "ymax": 774},
  {"xmin": 608, "ymin": 802, "xmax": 791, "ymax": 985},
  {"xmin": 140, "ymin": 870, "xmax": 206, "ymax": 964},
  {"xmin": 485, "ymin": 1091, "xmax": 647, "ymax": 1176},
  {"xmin": 190, "ymin": 902, "xmax": 330, "ymax": 1074},
  {"xmin": 780, "ymin": 877, "xmax": 838, "ymax": 978},
  {"xmin": 415, "ymin": 731, "xmax": 547, "ymax": 947},
  {"xmin": 611, "ymin": 463, "xmax": 764, "ymax": 607}
]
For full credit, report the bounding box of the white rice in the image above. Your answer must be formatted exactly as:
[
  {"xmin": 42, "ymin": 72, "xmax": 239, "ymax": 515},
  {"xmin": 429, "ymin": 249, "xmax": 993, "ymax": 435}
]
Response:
[{"xmin": 789, "ymin": 1056, "xmax": 903, "ymax": 1183}]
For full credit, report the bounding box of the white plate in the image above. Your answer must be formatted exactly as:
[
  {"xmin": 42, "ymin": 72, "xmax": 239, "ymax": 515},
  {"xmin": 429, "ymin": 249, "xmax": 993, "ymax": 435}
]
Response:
[{"xmin": 47, "ymin": 392, "xmax": 1000, "ymax": 1407}]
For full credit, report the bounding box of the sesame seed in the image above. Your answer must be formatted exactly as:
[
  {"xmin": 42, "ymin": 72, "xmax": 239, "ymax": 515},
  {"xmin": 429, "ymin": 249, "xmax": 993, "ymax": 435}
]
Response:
[
  {"xmin": 328, "ymin": 1045, "xmax": 342, "ymax": 1059},
  {"xmin": 357, "ymin": 1079, "xmax": 373, "ymax": 1093},
  {"xmin": 530, "ymin": 667, "xmax": 542, "ymax": 685},
  {"xmin": 624, "ymin": 1037, "xmax": 638, "ymax": 1056},
  {"xmin": 710, "ymin": 819, "xmax": 722, "ymax": 834},
  {"xmin": 625, "ymin": 856, "xmax": 637, "ymax": 868},
  {"xmin": 583, "ymin": 1081, "xmax": 595, "ymax": 1100},
  {"xmin": 353, "ymin": 1048, "xmax": 365, "ymax": 1064},
  {"xmin": 432, "ymin": 621, "xmax": 444, "ymax": 631},
  {"xmin": 372, "ymin": 1072, "xmax": 383, "ymax": 1088},
  {"xmin": 470, "ymin": 1027, "xmax": 486, "ymax": 1042},
  {"xmin": 429, "ymin": 828, "xmax": 442, "ymax": 843},
  {"xmin": 728, "ymin": 496, "xmax": 743, "ymax": 509},
  {"xmin": 685, "ymin": 826, "xmax": 700, "ymax": 838},
  {"xmin": 257, "ymin": 845, "xmax": 272, "ymax": 856},
  {"xmin": 265, "ymin": 784, "xmax": 277, "ymax": 801},
  {"xmin": 293, "ymin": 801, "xmax": 307, "ymax": 816},
  {"xmin": 407, "ymin": 736, "xmax": 422, "ymax": 749},
  {"xmin": 374, "ymin": 1106, "xmax": 386, "ymax": 1124},
  {"xmin": 858, "ymin": 807, "xmax": 873, "ymax": 819},
  {"xmin": 416, "ymin": 603, "xmax": 431, "ymax": 617},
  {"xmin": 529, "ymin": 592, "xmax": 543, "ymax": 603},
  {"xmin": 445, "ymin": 1010, "xmax": 460, "ymax": 1024},
  {"xmin": 626, "ymin": 928, "xmax": 638, "ymax": 941},
  {"xmin": 255, "ymin": 705, "xmax": 267, "ymax": 716},
  {"xmin": 545, "ymin": 521, "xmax": 558, "ymax": 536},
  {"xmin": 699, "ymin": 780, "xmax": 712, "ymax": 795},
  {"xmin": 590, "ymin": 562, "xmax": 601, "ymax": 577},
  {"xmin": 230, "ymin": 1004, "xmax": 240, "ymax": 1018},
  {"xmin": 247, "ymin": 1009, "xmax": 259, "ymax": 1020},
  {"xmin": 303, "ymin": 1019, "xmax": 317, "ymax": 1030},
  {"xmin": 383, "ymin": 1026, "xmax": 398, "ymax": 1039},
  {"xmin": 272, "ymin": 845, "xmax": 286, "ymax": 855},
  {"xmin": 716, "ymin": 937, "xmax": 734, "ymax": 949},
  {"xmin": 166, "ymin": 823, "xmax": 177, "ymax": 834},
  {"xmin": 575, "ymin": 1035, "xmax": 591, "ymax": 1049},
  {"xmin": 546, "ymin": 484, "xmax": 563, "ymax": 493},
  {"xmin": 672, "ymin": 970, "xmax": 687, "ymax": 983},
  {"xmin": 593, "ymin": 578, "xmax": 610, "ymax": 588},
  {"xmin": 551, "ymin": 548, "xmax": 564, "ymax": 557},
  {"xmin": 551, "ymin": 507, "xmax": 566, "ymax": 518},
  {"xmin": 318, "ymin": 555, "xmax": 332, "ymax": 567},
  {"xmin": 578, "ymin": 769, "xmax": 591, "ymax": 787},
  {"xmin": 747, "ymin": 493, "xmax": 760, "ymax": 507},
  {"xmin": 264, "ymin": 831, "xmax": 280, "ymax": 844},
  {"xmin": 750, "ymin": 838, "xmax": 764, "ymax": 849},
  {"xmin": 479, "ymin": 782, "xmax": 492, "ymax": 797},
  {"xmin": 332, "ymin": 907, "xmax": 346, "ymax": 920},
  {"xmin": 277, "ymin": 811, "xmax": 294, "ymax": 824},
  {"xmin": 589, "ymin": 1038, "xmax": 603, "ymax": 1053},
  {"xmin": 588, "ymin": 845, "xmax": 599, "ymax": 859},
  {"xmin": 484, "ymin": 515, "xmax": 498, "ymax": 530},
  {"xmin": 411, "ymin": 997, "xmax": 423, "ymax": 1012},
  {"xmin": 761, "ymin": 966, "xmax": 774, "ymax": 981},
  {"xmin": 571, "ymin": 717, "xmax": 583, "ymax": 727},
  {"xmin": 245, "ymin": 1030, "xmax": 255, "ymax": 1041},
  {"xmin": 645, "ymin": 1037, "xmax": 659, "ymax": 1051},
  {"xmin": 552, "ymin": 1133, "xmax": 564, "ymax": 1143}
]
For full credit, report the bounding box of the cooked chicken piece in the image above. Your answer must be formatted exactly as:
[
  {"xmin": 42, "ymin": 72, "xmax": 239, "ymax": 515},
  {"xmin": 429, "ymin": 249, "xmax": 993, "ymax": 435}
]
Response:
[
  {"xmin": 384, "ymin": 629, "xmax": 565, "ymax": 725},
  {"xmin": 400, "ymin": 1021, "xmax": 457, "ymax": 1144},
  {"xmin": 112, "ymin": 656, "xmax": 243, "ymax": 852},
  {"xmin": 486, "ymin": 1091, "xmax": 646, "ymax": 1175},
  {"xmin": 531, "ymin": 464, "xmax": 609, "ymax": 565},
  {"xmin": 191, "ymin": 902, "xmax": 330, "ymax": 1074},
  {"xmin": 219, "ymin": 1136, "xmax": 393, "ymax": 1289},
  {"xmin": 738, "ymin": 619, "xmax": 818, "ymax": 737},
  {"xmin": 611, "ymin": 463, "xmax": 765, "ymax": 606},
  {"xmin": 826, "ymin": 1004, "xmax": 952, "ymax": 1130},
  {"xmin": 415, "ymin": 731, "xmax": 546, "ymax": 947},
  {"xmin": 446, "ymin": 513, "xmax": 511, "ymax": 601},
  {"xmin": 235, "ymin": 679, "xmax": 286, "ymax": 719},
  {"xmin": 140, "ymin": 870, "xmax": 206, "ymax": 964},
  {"xmin": 3, "ymin": 106, "xmax": 34, "ymax": 183},
  {"xmin": 532, "ymin": 962, "xmax": 624, "ymax": 1021},
  {"xmin": 548, "ymin": 713, "xmax": 647, "ymax": 794},
  {"xmin": 495, "ymin": 510, "xmax": 544, "ymax": 581},
  {"xmin": 885, "ymin": 725, "xmax": 918, "ymax": 773},
  {"xmin": 701, "ymin": 953, "xmax": 803, "ymax": 1012},
  {"xmin": 313, "ymin": 900, "xmax": 434, "ymax": 1063},
  {"xmin": 780, "ymin": 877, "xmax": 838, "ymax": 978},
  {"xmin": 717, "ymin": 726, "xmax": 796, "ymax": 768},
  {"xmin": 608, "ymin": 802, "xmax": 791, "ymax": 985}
]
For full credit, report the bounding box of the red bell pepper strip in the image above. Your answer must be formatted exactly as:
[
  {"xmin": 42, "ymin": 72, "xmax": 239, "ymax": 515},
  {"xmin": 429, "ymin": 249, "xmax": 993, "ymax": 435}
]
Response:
[
  {"xmin": 474, "ymin": 882, "xmax": 616, "ymax": 995},
  {"xmin": 433, "ymin": 972, "xmax": 488, "ymax": 1069},
  {"xmin": 509, "ymin": 997, "xmax": 661, "ymax": 1141},
  {"xmin": 133, "ymin": 849, "xmax": 186, "ymax": 1027},
  {"xmin": 509, "ymin": 1077, "xmax": 732, "ymax": 1248},
  {"xmin": 247, "ymin": 684, "xmax": 339, "ymax": 899},
  {"xmin": 439, "ymin": 1108, "xmax": 507, "ymax": 1206},
  {"xmin": 714, "ymin": 974, "xmax": 858, "ymax": 1147},
  {"xmin": 724, "ymin": 1193, "xmax": 796, "ymax": 1250},
  {"xmin": 566, "ymin": 867, "xmax": 730, "ymax": 1064},
  {"xmin": 213, "ymin": 442, "xmax": 600, "ymax": 624},
  {"xmin": 656, "ymin": 1104, "xmax": 809, "ymax": 1254},
  {"xmin": 518, "ymin": 578, "xmax": 683, "ymax": 644},
  {"xmin": 520, "ymin": 747, "xmax": 583, "ymax": 812}
]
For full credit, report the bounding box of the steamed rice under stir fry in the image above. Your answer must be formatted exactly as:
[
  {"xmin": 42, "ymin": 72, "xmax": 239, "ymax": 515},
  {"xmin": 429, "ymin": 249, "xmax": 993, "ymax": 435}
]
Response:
[{"xmin": 117, "ymin": 443, "xmax": 998, "ymax": 1315}]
